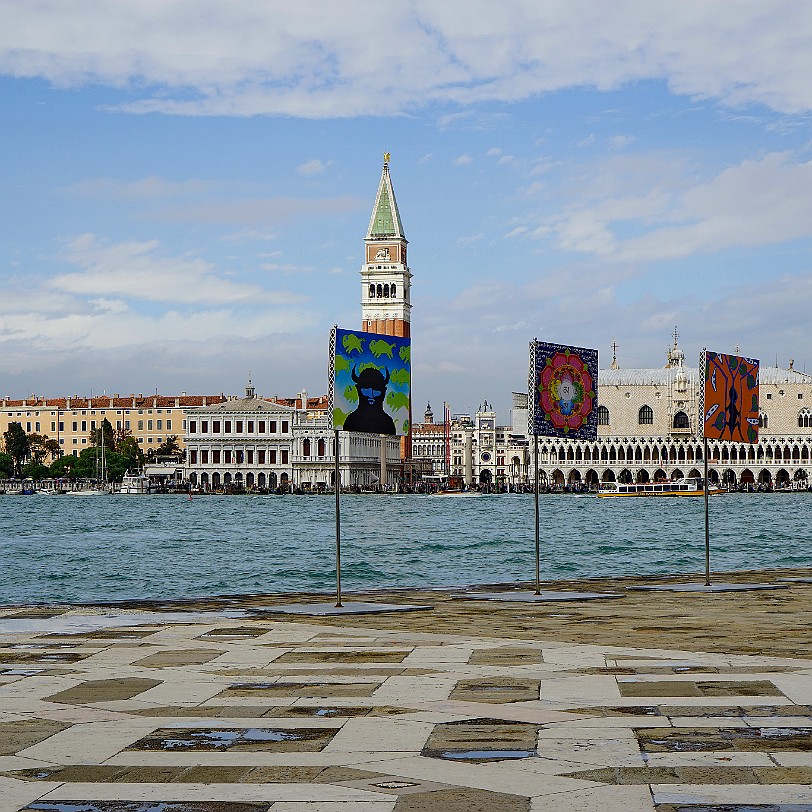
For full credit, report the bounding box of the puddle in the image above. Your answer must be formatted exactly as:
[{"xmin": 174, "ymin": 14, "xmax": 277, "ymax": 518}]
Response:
[
  {"xmin": 441, "ymin": 749, "xmax": 537, "ymax": 760},
  {"xmin": 372, "ymin": 780, "xmax": 420, "ymax": 788},
  {"xmin": 638, "ymin": 726, "xmax": 812, "ymax": 752},
  {"xmin": 25, "ymin": 803, "xmax": 271, "ymax": 812},
  {"xmin": 0, "ymin": 610, "xmax": 246, "ymax": 636},
  {"xmin": 2, "ymin": 668, "xmax": 45, "ymax": 675},
  {"xmin": 129, "ymin": 726, "xmax": 333, "ymax": 752}
]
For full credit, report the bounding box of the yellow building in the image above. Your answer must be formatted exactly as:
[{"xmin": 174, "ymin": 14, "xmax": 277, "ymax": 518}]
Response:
[{"xmin": 0, "ymin": 393, "xmax": 226, "ymax": 461}]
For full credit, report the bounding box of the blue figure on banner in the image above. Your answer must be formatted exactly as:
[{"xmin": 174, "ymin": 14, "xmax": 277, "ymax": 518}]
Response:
[{"xmin": 343, "ymin": 366, "xmax": 396, "ymax": 434}]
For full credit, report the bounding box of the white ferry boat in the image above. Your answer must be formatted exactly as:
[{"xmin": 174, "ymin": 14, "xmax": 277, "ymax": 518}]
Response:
[
  {"xmin": 597, "ymin": 477, "xmax": 725, "ymax": 498},
  {"xmin": 117, "ymin": 472, "xmax": 157, "ymax": 494}
]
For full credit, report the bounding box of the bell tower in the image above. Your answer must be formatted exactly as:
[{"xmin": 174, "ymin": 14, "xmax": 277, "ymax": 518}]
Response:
[{"xmin": 361, "ymin": 153, "xmax": 411, "ymax": 338}]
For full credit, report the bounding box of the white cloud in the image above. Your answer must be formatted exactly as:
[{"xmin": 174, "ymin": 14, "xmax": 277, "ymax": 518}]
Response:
[
  {"xmin": 296, "ymin": 158, "xmax": 332, "ymax": 177},
  {"xmin": 454, "ymin": 154, "xmax": 473, "ymax": 166},
  {"xmin": 54, "ymin": 234, "xmax": 306, "ymax": 306},
  {"xmin": 4, "ymin": 2, "xmax": 811, "ymax": 117}
]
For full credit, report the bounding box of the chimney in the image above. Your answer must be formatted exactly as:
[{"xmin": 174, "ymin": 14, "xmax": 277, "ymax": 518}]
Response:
[
  {"xmin": 175, "ymin": 397, "xmax": 179, "ymax": 407},
  {"xmin": 202, "ymin": 397, "xmax": 207, "ymax": 406}
]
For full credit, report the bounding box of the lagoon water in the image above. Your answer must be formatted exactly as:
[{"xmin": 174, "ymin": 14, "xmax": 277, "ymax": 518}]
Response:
[{"xmin": 1, "ymin": 493, "xmax": 811, "ymax": 604}]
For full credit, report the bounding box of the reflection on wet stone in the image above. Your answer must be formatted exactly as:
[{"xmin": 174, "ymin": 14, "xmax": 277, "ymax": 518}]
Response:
[{"xmin": 128, "ymin": 726, "xmax": 336, "ymax": 752}]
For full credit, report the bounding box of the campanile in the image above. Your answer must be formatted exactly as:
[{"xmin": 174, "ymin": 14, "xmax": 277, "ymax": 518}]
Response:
[{"xmin": 361, "ymin": 154, "xmax": 411, "ymax": 338}]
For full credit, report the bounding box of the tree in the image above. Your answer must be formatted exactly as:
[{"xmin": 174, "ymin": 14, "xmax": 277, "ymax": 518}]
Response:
[
  {"xmin": 49, "ymin": 454, "xmax": 79, "ymax": 480},
  {"xmin": 151, "ymin": 435, "xmax": 181, "ymax": 460},
  {"xmin": 0, "ymin": 452, "xmax": 13, "ymax": 479},
  {"xmin": 3, "ymin": 422, "xmax": 29, "ymax": 476},
  {"xmin": 27, "ymin": 433, "xmax": 61, "ymax": 464},
  {"xmin": 117, "ymin": 435, "xmax": 144, "ymax": 468},
  {"xmin": 90, "ymin": 419, "xmax": 116, "ymax": 451},
  {"xmin": 22, "ymin": 461, "xmax": 50, "ymax": 481}
]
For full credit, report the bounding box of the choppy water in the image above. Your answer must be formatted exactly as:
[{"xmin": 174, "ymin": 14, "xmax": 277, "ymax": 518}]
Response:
[{"xmin": 1, "ymin": 492, "xmax": 810, "ymax": 604}]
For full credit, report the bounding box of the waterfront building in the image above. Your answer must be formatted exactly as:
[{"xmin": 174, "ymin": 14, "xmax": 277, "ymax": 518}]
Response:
[
  {"xmin": 415, "ymin": 334, "xmax": 812, "ymax": 490},
  {"xmin": 183, "ymin": 382, "xmax": 399, "ymax": 491},
  {"xmin": 520, "ymin": 335, "xmax": 812, "ymax": 489},
  {"xmin": 0, "ymin": 393, "xmax": 225, "ymax": 463}
]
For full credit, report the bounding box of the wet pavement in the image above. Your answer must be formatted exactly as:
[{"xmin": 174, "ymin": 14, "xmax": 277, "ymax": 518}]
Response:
[{"xmin": 1, "ymin": 576, "xmax": 812, "ymax": 811}]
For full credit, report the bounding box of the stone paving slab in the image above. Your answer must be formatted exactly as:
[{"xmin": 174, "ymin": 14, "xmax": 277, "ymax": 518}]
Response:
[{"xmin": 2, "ymin": 595, "xmax": 812, "ymax": 811}]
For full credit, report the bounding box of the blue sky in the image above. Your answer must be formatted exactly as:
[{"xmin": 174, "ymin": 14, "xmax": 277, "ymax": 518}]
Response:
[{"xmin": 2, "ymin": 1, "xmax": 812, "ymax": 422}]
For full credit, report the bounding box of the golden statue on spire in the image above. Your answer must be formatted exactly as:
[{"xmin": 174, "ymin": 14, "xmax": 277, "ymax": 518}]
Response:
[{"xmin": 383, "ymin": 152, "xmax": 390, "ymax": 165}]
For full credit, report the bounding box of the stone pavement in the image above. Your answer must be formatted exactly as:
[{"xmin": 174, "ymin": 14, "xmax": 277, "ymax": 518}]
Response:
[{"xmin": 1, "ymin": 601, "xmax": 812, "ymax": 812}]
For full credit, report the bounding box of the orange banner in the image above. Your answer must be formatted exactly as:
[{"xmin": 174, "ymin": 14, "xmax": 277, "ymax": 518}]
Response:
[{"xmin": 702, "ymin": 351, "xmax": 759, "ymax": 443}]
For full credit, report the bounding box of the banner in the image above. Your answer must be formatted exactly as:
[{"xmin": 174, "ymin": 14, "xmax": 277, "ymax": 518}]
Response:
[
  {"xmin": 329, "ymin": 327, "xmax": 411, "ymax": 436},
  {"xmin": 529, "ymin": 341, "xmax": 598, "ymax": 439},
  {"xmin": 701, "ymin": 350, "xmax": 759, "ymax": 443}
]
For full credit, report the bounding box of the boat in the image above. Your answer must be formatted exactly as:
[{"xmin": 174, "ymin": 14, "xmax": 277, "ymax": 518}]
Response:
[
  {"xmin": 434, "ymin": 488, "xmax": 483, "ymax": 497},
  {"xmin": 117, "ymin": 471, "xmax": 157, "ymax": 494},
  {"xmin": 597, "ymin": 477, "xmax": 725, "ymax": 498}
]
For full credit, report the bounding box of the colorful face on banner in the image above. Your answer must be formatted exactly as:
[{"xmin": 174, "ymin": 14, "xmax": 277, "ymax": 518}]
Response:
[
  {"xmin": 702, "ymin": 351, "xmax": 759, "ymax": 443},
  {"xmin": 330, "ymin": 328, "xmax": 411, "ymax": 436},
  {"xmin": 530, "ymin": 341, "xmax": 598, "ymax": 439}
]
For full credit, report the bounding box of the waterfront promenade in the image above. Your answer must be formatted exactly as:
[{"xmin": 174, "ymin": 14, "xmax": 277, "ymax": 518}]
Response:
[{"xmin": 2, "ymin": 569, "xmax": 812, "ymax": 811}]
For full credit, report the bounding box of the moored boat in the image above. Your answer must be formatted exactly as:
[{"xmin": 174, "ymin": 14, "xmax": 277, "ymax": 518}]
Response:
[
  {"xmin": 117, "ymin": 472, "xmax": 157, "ymax": 494},
  {"xmin": 597, "ymin": 477, "xmax": 725, "ymax": 498}
]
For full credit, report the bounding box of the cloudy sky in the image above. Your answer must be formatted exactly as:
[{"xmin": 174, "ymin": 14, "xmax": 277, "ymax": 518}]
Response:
[{"xmin": 2, "ymin": 1, "xmax": 812, "ymax": 421}]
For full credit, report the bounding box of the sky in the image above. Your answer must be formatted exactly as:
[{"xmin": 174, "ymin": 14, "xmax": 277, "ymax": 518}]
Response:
[{"xmin": 2, "ymin": 1, "xmax": 812, "ymax": 423}]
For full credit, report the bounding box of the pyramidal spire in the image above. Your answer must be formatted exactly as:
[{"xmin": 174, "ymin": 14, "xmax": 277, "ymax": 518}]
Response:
[{"xmin": 367, "ymin": 152, "xmax": 405, "ymax": 240}]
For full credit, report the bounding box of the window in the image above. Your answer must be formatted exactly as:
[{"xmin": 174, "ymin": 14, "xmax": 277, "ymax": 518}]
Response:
[
  {"xmin": 247, "ymin": 421, "xmax": 254, "ymax": 433},
  {"xmin": 166, "ymin": 419, "xmax": 172, "ymax": 430},
  {"xmin": 138, "ymin": 420, "xmax": 144, "ymax": 430},
  {"xmin": 258, "ymin": 450, "xmax": 266, "ymax": 464},
  {"xmin": 247, "ymin": 451, "xmax": 253, "ymax": 464},
  {"xmin": 638, "ymin": 405, "xmax": 654, "ymax": 425},
  {"xmin": 258, "ymin": 421, "xmax": 265, "ymax": 433},
  {"xmin": 201, "ymin": 450, "xmax": 209, "ymax": 463},
  {"xmin": 759, "ymin": 413, "xmax": 769, "ymax": 429},
  {"xmin": 72, "ymin": 421, "xmax": 78, "ymax": 431},
  {"xmin": 269, "ymin": 450, "xmax": 277, "ymax": 464},
  {"xmin": 282, "ymin": 421, "xmax": 289, "ymax": 433},
  {"xmin": 157, "ymin": 420, "xmax": 162, "ymax": 430},
  {"xmin": 597, "ymin": 405, "xmax": 610, "ymax": 426},
  {"xmin": 189, "ymin": 421, "xmax": 197, "ymax": 433},
  {"xmin": 225, "ymin": 421, "xmax": 232, "ymax": 432},
  {"xmin": 125, "ymin": 420, "xmax": 130, "ymax": 430},
  {"xmin": 59, "ymin": 422, "xmax": 64, "ymax": 432},
  {"xmin": 81, "ymin": 420, "xmax": 87, "ymax": 432},
  {"xmin": 270, "ymin": 421, "xmax": 277, "ymax": 433},
  {"xmin": 318, "ymin": 438, "xmax": 325, "ymax": 456},
  {"xmin": 766, "ymin": 393, "xmax": 772, "ymax": 400},
  {"xmin": 212, "ymin": 450, "xmax": 221, "ymax": 463},
  {"xmin": 236, "ymin": 421, "xmax": 243, "ymax": 432},
  {"xmin": 51, "ymin": 422, "xmax": 56, "ymax": 432},
  {"xmin": 147, "ymin": 420, "xmax": 153, "ymax": 430},
  {"xmin": 673, "ymin": 411, "xmax": 690, "ymax": 429},
  {"xmin": 190, "ymin": 450, "xmax": 198, "ymax": 464},
  {"xmin": 302, "ymin": 439, "xmax": 310, "ymax": 456},
  {"xmin": 281, "ymin": 450, "xmax": 289, "ymax": 464},
  {"xmin": 799, "ymin": 409, "xmax": 811, "ymax": 429},
  {"xmin": 224, "ymin": 450, "xmax": 232, "ymax": 463},
  {"xmin": 213, "ymin": 421, "xmax": 221, "ymax": 432}
]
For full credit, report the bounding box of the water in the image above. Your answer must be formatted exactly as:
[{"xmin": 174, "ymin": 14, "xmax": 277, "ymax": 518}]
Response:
[{"xmin": 1, "ymin": 493, "xmax": 810, "ymax": 604}]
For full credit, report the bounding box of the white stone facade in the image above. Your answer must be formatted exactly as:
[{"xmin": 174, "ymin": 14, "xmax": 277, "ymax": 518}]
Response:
[{"xmin": 418, "ymin": 344, "xmax": 812, "ymax": 490}]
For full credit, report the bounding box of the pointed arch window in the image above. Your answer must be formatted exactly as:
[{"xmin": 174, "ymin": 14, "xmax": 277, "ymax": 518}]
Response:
[
  {"xmin": 597, "ymin": 405, "xmax": 610, "ymax": 425},
  {"xmin": 798, "ymin": 408, "xmax": 811, "ymax": 428},
  {"xmin": 638, "ymin": 405, "xmax": 654, "ymax": 425},
  {"xmin": 759, "ymin": 412, "xmax": 769, "ymax": 429},
  {"xmin": 368, "ymin": 284, "xmax": 375, "ymax": 299}
]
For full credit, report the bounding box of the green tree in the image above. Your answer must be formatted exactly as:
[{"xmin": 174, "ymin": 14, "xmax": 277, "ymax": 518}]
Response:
[
  {"xmin": 150, "ymin": 435, "xmax": 181, "ymax": 461},
  {"xmin": 49, "ymin": 454, "xmax": 79, "ymax": 480},
  {"xmin": 27, "ymin": 433, "xmax": 61, "ymax": 464},
  {"xmin": 117, "ymin": 435, "xmax": 144, "ymax": 469},
  {"xmin": 3, "ymin": 422, "xmax": 29, "ymax": 476},
  {"xmin": 22, "ymin": 460, "xmax": 50, "ymax": 481},
  {"xmin": 0, "ymin": 452, "xmax": 13, "ymax": 479},
  {"xmin": 90, "ymin": 419, "xmax": 116, "ymax": 450}
]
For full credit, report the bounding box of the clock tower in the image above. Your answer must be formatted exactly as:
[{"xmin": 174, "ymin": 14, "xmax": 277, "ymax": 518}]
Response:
[{"xmin": 361, "ymin": 154, "xmax": 411, "ymax": 338}]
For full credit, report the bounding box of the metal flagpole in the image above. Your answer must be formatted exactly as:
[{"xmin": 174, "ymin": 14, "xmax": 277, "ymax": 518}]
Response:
[
  {"xmin": 704, "ymin": 435, "xmax": 710, "ymax": 587},
  {"xmin": 534, "ymin": 434, "xmax": 540, "ymax": 595},
  {"xmin": 334, "ymin": 428, "xmax": 342, "ymax": 607}
]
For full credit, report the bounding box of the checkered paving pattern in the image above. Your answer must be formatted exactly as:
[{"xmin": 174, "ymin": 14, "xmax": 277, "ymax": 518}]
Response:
[{"xmin": 1, "ymin": 607, "xmax": 812, "ymax": 811}]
